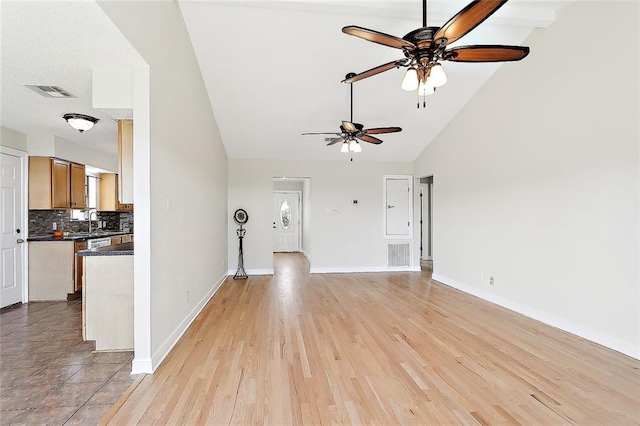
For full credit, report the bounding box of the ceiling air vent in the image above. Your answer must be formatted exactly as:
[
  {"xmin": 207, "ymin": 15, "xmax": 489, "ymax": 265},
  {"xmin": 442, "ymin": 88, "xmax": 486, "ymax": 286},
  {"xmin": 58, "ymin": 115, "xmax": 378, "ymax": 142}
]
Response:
[{"xmin": 24, "ymin": 85, "xmax": 76, "ymax": 98}]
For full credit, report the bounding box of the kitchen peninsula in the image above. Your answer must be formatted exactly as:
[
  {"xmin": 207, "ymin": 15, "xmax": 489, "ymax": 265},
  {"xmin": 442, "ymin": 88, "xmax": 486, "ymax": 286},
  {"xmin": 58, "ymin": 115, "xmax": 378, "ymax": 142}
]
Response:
[
  {"xmin": 27, "ymin": 231, "xmax": 132, "ymax": 301},
  {"xmin": 78, "ymin": 242, "xmax": 133, "ymax": 351}
]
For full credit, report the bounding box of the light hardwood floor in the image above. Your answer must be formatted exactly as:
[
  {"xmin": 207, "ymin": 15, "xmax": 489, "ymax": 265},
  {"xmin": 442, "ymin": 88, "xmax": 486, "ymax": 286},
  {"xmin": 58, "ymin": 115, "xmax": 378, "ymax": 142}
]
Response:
[{"xmin": 104, "ymin": 253, "xmax": 640, "ymax": 424}]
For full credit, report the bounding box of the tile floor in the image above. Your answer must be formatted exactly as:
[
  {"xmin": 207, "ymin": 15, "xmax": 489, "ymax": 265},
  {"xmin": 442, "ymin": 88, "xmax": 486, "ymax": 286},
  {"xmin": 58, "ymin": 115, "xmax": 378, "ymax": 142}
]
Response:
[{"xmin": 0, "ymin": 301, "xmax": 138, "ymax": 425}]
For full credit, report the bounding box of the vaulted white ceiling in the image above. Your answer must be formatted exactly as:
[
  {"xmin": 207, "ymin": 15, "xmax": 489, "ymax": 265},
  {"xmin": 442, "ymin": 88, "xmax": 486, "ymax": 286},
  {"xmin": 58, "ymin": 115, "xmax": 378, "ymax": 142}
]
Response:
[{"xmin": 1, "ymin": 0, "xmax": 566, "ymax": 162}]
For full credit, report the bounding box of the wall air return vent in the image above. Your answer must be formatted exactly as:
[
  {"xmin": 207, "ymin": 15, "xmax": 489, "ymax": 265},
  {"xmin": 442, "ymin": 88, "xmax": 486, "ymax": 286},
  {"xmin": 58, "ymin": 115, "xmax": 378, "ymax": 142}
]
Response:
[
  {"xmin": 387, "ymin": 243, "xmax": 411, "ymax": 267},
  {"xmin": 24, "ymin": 85, "xmax": 76, "ymax": 98}
]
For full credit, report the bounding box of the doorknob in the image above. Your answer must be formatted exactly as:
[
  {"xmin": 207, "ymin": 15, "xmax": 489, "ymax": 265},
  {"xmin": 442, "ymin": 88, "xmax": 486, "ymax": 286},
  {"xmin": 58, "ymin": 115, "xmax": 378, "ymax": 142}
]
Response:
[{"xmin": 16, "ymin": 239, "xmax": 24, "ymax": 244}]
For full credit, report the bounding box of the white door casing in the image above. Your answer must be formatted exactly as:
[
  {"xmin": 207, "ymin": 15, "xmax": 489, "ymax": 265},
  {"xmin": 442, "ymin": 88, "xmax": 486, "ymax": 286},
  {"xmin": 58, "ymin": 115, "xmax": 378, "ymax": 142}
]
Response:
[
  {"xmin": 1, "ymin": 150, "xmax": 26, "ymax": 308},
  {"xmin": 383, "ymin": 175, "xmax": 412, "ymax": 238},
  {"xmin": 273, "ymin": 191, "xmax": 300, "ymax": 252}
]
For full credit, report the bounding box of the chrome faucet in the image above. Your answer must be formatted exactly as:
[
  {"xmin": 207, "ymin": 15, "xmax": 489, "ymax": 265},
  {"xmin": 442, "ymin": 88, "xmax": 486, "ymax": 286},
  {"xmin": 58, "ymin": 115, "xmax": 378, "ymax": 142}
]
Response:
[{"xmin": 88, "ymin": 209, "xmax": 99, "ymax": 235}]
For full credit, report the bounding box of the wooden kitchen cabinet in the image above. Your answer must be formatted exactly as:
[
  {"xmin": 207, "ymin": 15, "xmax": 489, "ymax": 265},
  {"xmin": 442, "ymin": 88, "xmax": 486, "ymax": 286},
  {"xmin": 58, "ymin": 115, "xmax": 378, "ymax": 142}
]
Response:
[
  {"xmin": 74, "ymin": 240, "xmax": 87, "ymax": 293},
  {"xmin": 118, "ymin": 120, "xmax": 133, "ymax": 204},
  {"xmin": 29, "ymin": 157, "xmax": 86, "ymax": 209},
  {"xmin": 70, "ymin": 163, "xmax": 87, "ymax": 209},
  {"xmin": 99, "ymin": 173, "xmax": 133, "ymax": 212},
  {"xmin": 51, "ymin": 159, "xmax": 70, "ymax": 208}
]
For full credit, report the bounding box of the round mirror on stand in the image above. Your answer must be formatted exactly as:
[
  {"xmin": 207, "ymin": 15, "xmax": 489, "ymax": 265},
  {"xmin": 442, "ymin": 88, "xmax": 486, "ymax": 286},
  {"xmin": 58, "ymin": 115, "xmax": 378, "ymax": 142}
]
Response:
[{"xmin": 233, "ymin": 209, "xmax": 248, "ymax": 280}]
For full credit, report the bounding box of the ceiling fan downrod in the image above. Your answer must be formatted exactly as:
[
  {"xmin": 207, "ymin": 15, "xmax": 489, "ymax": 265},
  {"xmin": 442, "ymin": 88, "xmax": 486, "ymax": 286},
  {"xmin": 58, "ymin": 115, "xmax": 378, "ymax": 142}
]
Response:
[
  {"xmin": 346, "ymin": 72, "xmax": 356, "ymax": 123},
  {"xmin": 423, "ymin": 0, "xmax": 427, "ymax": 28}
]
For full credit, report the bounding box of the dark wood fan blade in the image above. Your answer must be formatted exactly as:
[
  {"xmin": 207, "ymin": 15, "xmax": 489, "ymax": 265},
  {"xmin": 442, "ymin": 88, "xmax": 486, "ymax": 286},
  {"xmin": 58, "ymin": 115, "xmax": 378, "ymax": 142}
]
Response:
[
  {"xmin": 326, "ymin": 138, "xmax": 344, "ymax": 146},
  {"xmin": 302, "ymin": 132, "xmax": 339, "ymax": 135},
  {"xmin": 444, "ymin": 45, "xmax": 529, "ymax": 62},
  {"xmin": 342, "ymin": 121, "xmax": 357, "ymax": 132},
  {"xmin": 342, "ymin": 26, "xmax": 415, "ymax": 50},
  {"xmin": 358, "ymin": 134, "xmax": 383, "ymax": 145},
  {"xmin": 343, "ymin": 59, "xmax": 407, "ymax": 84},
  {"xmin": 433, "ymin": 0, "xmax": 508, "ymax": 46},
  {"xmin": 364, "ymin": 126, "xmax": 402, "ymax": 135}
]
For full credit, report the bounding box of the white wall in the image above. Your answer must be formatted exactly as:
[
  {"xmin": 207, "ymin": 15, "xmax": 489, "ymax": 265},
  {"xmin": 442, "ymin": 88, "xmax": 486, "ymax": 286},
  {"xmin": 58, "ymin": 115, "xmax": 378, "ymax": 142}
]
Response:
[
  {"xmin": 273, "ymin": 181, "xmax": 303, "ymax": 191},
  {"xmin": 413, "ymin": 1, "xmax": 639, "ymax": 358},
  {"xmin": 0, "ymin": 126, "xmax": 27, "ymax": 151},
  {"xmin": 99, "ymin": 1, "xmax": 229, "ymax": 372},
  {"xmin": 1, "ymin": 127, "xmax": 116, "ymax": 170},
  {"xmin": 53, "ymin": 136, "xmax": 116, "ymax": 171},
  {"xmin": 229, "ymin": 159, "xmax": 412, "ymax": 273},
  {"xmin": 302, "ymin": 178, "xmax": 312, "ymax": 258}
]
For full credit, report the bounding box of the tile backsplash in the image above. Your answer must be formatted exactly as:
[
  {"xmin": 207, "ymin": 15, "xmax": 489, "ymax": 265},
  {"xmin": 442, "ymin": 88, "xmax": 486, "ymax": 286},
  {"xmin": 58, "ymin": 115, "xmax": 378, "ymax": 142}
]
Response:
[{"xmin": 29, "ymin": 210, "xmax": 133, "ymax": 236}]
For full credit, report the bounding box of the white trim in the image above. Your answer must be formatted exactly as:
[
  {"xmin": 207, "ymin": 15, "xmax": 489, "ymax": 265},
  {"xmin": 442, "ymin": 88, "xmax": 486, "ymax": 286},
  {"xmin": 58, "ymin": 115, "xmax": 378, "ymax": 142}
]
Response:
[
  {"xmin": 302, "ymin": 250, "xmax": 311, "ymax": 263},
  {"xmin": 310, "ymin": 266, "xmax": 418, "ymax": 274},
  {"xmin": 0, "ymin": 146, "xmax": 29, "ymax": 304},
  {"xmin": 383, "ymin": 175, "xmax": 413, "ymax": 240},
  {"xmin": 132, "ymin": 64, "xmax": 152, "ymax": 373},
  {"xmin": 432, "ymin": 273, "xmax": 640, "ymax": 360},
  {"xmin": 131, "ymin": 358, "xmax": 153, "ymax": 375},
  {"xmin": 150, "ymin": 272, "xmax": 228, "ymax": 372},
  {"xmin": 227, "ymin": 268, "xmax": 275, "ymax": 276}
]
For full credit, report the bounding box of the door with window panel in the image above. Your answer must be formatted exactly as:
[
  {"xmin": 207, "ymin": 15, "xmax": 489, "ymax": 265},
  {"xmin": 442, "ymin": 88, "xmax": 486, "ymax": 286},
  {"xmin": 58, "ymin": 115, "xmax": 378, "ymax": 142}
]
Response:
[{"xmin": 273, "ymin": 192, "xmax": 300, "ymax": 252}]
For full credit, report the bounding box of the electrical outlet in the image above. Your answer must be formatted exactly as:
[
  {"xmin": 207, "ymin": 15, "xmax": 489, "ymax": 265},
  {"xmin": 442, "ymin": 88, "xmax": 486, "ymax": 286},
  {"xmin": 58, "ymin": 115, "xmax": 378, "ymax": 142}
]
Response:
[
  {"xmin": 186, "ymin": 291, "xmax": 189, "ymax": 302},
  {"xmin": 489, "ymin": 276, "xmax": 495, "ymax": 286},
  {"xmin": 52, "ymin": 222, "xmax": 57, "ymax": 230}
]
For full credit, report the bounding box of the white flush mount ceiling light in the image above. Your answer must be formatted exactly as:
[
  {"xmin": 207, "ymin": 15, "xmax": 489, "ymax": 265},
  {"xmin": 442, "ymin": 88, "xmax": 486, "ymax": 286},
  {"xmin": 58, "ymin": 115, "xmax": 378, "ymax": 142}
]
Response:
[{"xmin": 63, "ymin": 113, "xmax": 99, "ymax": 133}]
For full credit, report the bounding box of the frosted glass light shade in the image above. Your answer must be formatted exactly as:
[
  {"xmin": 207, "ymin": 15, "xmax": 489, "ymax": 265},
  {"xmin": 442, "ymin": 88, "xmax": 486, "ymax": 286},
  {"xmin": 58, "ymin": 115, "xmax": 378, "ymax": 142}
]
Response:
[
  {"xmin": 63, "ymin": 113, "xmax": 99, "ymax": 133},
  {"xmin": 401, "ymin": 67, "xmax": 419, "ymax": 91},
  {"xmin": 349, "ymin": 140, "xmax": 362, "ymax": 153},
  {"xmin": 429, "ymin": 63, "xmax": 447, "ymax": 87},
  {"xmin": 341, "ymin": 142, "xmax": 350, "ymax": 153}
]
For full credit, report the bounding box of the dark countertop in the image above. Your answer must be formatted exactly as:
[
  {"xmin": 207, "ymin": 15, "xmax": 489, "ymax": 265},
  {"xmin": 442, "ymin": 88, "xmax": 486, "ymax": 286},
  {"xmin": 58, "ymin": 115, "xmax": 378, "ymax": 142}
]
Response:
[
  {"xmin": 77, "ymin": 242, "xmax": 134, "ymax": 257},
  {"xmin": 28, "ymin": 231, "xmax": 130, "ymax": 242}
]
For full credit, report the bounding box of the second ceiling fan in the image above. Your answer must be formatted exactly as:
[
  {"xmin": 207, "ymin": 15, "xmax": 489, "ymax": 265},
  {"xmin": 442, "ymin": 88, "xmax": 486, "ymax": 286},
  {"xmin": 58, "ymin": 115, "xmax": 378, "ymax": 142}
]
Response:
[
  {"xmin": 302, "ymin": 73, "xmax": 401, "ymax": 154},
  {"xmin": 342, "ymin": 0, "xmax": 530, "ymax": 107}
]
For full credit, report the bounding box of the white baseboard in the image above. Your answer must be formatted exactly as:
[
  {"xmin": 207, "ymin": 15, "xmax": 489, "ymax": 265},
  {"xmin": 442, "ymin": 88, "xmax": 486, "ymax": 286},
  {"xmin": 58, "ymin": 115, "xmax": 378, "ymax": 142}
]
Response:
[
  {"xmin": 310, "ymin": 266, "xmax": 418, "ymax": 274},
  {"xmin": 150, "ymin": 271, "xmax": 228, "ymax": 372},
  {"xmin": 227, "ymin": 268, "xmax": 274, "ymax": 276},
  {"xmin": 302, "ymin": 250, "xmax": 311, "ymax": 263},
  {"xmin": 432, "ymin": 273, "xmax": 640, "ymax": 360},
  {"xmin": 131, "ymin": 358, "xmax": 153, "ymax": 375}
]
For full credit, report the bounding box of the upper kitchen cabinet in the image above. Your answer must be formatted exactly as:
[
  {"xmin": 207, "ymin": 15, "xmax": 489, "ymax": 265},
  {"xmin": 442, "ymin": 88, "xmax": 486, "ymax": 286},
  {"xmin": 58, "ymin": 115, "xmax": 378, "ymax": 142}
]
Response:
[
  {"xmin": 99, "ymin": 173, "xmax": 133, "ymax": 212},
  {"xmin": 118, "ymin": 120, "xmax": 133, "ymax": 204},
  {"xmin": 29, "ymin": 157, "xmax": 86, "ymax": 209}
]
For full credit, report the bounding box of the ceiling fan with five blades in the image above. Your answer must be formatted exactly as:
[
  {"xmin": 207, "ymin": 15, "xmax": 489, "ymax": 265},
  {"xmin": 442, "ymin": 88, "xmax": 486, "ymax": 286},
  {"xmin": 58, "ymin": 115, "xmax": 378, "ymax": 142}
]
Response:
[
  {"xmin": 342, "ymin": 0, "xmax": 530, "ymax": 108},
  {"xmin": 302, "ymin": 73, "xmax": 402, "ymax": 156}
]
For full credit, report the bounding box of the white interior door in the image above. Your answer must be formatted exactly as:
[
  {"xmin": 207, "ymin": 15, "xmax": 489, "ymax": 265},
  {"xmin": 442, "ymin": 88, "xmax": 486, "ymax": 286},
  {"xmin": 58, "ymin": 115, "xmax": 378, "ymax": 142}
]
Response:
[
  {"xmin": 385, "ymin": 177, "xmax": 411, "ymax": 236},
  {"xmin": 1, "ymin": 152, "xmax": 25, "ymax": 308},
  {"xmin": 273, "ymin": 192, "xmax": 300, "ymax": 252}
]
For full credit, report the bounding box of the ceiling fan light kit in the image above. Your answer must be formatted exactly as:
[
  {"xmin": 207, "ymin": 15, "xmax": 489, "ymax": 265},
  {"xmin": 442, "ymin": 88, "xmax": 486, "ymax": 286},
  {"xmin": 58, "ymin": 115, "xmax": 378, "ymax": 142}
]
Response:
[
  {"xmin": 341, "ymin": 0, "xmax": 530, "ymax": 109},
  {"xmin": 63, "ymin": 113, "xmax": 99, "ymax": 133}
]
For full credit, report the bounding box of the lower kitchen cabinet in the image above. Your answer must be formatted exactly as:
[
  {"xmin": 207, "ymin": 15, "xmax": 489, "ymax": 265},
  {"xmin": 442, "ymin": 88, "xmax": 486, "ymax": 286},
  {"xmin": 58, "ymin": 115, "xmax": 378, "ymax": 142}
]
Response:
[
  {"xmin": 29, "ymin": 241, "xmax": 75, "ymax": 300},
  {"xmin": 74, "ymin": 240, "xmax": 87, "ymax": 293}
]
